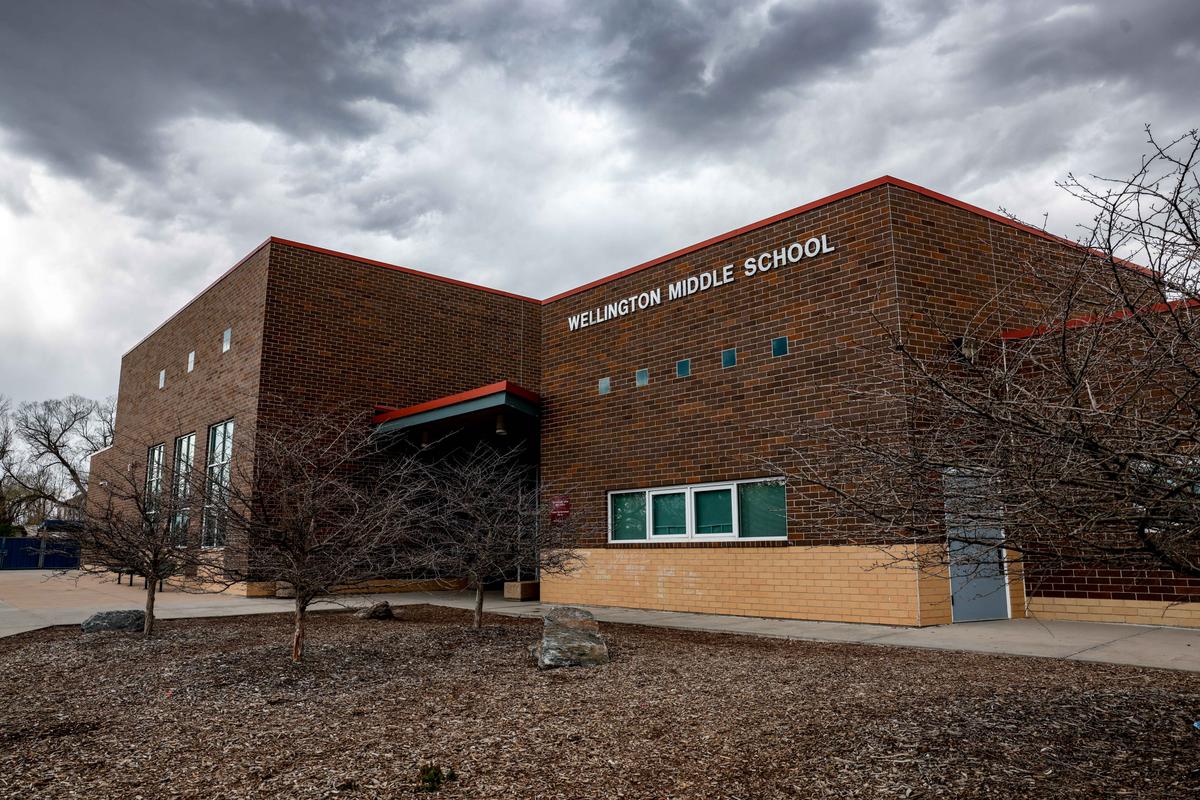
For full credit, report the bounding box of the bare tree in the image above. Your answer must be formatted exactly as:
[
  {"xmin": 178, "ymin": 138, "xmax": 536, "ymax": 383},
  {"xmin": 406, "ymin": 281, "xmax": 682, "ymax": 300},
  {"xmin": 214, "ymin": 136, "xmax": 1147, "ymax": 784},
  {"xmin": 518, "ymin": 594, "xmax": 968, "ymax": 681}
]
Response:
[
  {"xmin": 80, "ymin": 438, "xmax": 198, "ymax": 636},
  {"xmin": 211, "ymin": 411, "xmax": 433, "ymax": 662},
  {"xmin": 414, "ymin": 442, "xmax": 585, "ymax": 629},
  {"xmin": 786, "ymin": 127, "xmax": 1200, "ymax": 588},
  {"xmin": 1, "ymin": 394, "xmax": 114, "ymax": 515}
]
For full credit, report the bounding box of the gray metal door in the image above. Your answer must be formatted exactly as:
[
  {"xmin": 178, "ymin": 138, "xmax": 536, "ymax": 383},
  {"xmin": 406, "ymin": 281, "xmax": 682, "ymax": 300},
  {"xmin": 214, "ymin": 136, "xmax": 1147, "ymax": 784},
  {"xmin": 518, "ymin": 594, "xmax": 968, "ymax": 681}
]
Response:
[{"xmin": 944, "ymin": 473, "xmax": 1010, "ymax": 623}]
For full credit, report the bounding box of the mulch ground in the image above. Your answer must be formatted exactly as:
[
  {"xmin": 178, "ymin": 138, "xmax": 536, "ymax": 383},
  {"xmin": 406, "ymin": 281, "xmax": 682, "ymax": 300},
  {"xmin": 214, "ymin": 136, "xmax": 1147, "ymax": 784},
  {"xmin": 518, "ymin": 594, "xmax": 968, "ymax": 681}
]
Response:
[{"xmin": 0, "ymin": 606, "xmax": 1197, "ymax": 799}]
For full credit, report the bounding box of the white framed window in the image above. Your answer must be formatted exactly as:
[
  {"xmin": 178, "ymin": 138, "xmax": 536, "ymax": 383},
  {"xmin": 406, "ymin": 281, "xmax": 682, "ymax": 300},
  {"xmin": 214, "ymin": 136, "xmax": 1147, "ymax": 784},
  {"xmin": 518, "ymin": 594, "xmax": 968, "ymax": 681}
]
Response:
[
  {"xmin": 222, "ymin": 327, "xmax": 232, "ymax": 353},
  {"xmin": 158, "ymin": 369, "xmax": 166, "ymax": 389},
  {"xmin": 608, "ymin": 477, "xmax": 787, "ymax": 543},
  {"xmin": 145, "ymin": 444, "xmax": 165, "ymax": 519},
  {"xmin": 202, "ymin": 419, "xmax": 234, "ymax": 548},
  {"xmin": 187, "ymin": 351, "xmax": 195, "ymax": 372},
  {"xmin": 170, "ymin": 433, "xmax": 195, "ymax": 544}
]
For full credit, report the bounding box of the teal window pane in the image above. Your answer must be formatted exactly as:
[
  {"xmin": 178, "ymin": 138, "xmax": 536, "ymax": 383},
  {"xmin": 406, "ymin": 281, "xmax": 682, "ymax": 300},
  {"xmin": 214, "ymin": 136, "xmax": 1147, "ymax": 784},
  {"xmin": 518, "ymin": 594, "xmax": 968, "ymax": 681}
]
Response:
[
  {"xmin": 635, "ymin": 368, "xmax": 649, "ymax": 387},
  {"xmin": 651, "ymin": 492, "xmax": 687, "ymax": 536},
  {"xmin": 694, "ymin": 488, "xmax": 733, "ymax": 534},
  {"xmin": 610, "ymin": 492, "xmax": 646, "ymax": 540},
  {"xmin": 721, "ymin": 348, "xmax": 736, "ymax": 368},
  {"xmin": 598, "ymin": 377, "xmax": 611, "ymax": 395},
  {"xmin": 676, "ymin": 359, "xmax": 690, "ymax": 378},
  {"xmin": 738, "ymin": 482, "xmax": 787, "ymax": 538},
  {"xmin": 771, "ymin": 336, "xmax": 789, "ymax": 357}
]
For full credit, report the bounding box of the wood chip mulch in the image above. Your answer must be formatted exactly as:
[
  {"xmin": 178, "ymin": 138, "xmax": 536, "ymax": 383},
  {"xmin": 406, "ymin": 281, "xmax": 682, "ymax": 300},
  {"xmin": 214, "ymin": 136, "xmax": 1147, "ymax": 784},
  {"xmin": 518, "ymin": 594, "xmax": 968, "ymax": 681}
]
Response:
[{"xmin": 0, "ymin": 605, "xmax": 1197, "ymax": 798}]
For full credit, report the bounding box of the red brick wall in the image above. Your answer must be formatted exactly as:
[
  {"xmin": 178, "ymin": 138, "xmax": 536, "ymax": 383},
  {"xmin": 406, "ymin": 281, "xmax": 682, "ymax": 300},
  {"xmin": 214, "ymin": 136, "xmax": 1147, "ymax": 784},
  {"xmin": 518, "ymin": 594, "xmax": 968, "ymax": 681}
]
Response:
[
  {"xmin": 90, "ymin": 244, "xmax": 270, "ymax": 496},
  {"xmin": 539, "ymin": 185, "xmax": 904, "ymax": 548},
  {"xmin": 255, "ymin": 242, "xmax": 542, "ymax": 432}
]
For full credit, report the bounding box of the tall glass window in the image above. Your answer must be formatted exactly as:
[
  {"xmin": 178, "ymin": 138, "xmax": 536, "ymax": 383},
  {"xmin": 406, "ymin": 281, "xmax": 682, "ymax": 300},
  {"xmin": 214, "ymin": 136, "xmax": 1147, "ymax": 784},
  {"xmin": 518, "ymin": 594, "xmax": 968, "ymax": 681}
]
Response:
[
  {"xmin": 187, "ymin": 351, "xmax": 195, "ymax": 372},
  {"xmin": 171, "ymin": 433, "xmax": 196, "ymax": 544},
  {"xmin": 203, "ymin": 419, "xmax": 234, "ymax": 548},
  {"xmin": 145, "ymin": 444, "xmax": 164, "ymax": 520},
  {"xmin": 222, "ymin": 327, "xmax": 232, "ymax": 353}
]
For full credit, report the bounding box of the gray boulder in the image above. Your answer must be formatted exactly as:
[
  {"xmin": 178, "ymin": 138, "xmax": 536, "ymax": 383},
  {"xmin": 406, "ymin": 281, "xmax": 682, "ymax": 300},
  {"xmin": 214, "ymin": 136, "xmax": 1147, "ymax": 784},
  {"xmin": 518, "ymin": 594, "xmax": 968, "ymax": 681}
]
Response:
[
  {"xmin": 533, "ymin": 606, "xmax": 609, "ymax": 669},
  {"xmin": 354, "ymin": 601, "xmax": 396, "ymax": 620},
  {"xmin": 81, "ymin": 609, "xmax": 145, "ymax": 634}
]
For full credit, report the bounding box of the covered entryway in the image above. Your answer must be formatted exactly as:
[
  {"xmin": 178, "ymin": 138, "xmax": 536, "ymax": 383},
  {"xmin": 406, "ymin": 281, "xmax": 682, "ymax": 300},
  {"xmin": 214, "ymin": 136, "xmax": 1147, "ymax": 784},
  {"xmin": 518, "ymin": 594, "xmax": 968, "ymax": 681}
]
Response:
[{"xmin": 944, "ymin": 472, "xmax": 1010, "ymax": 623}]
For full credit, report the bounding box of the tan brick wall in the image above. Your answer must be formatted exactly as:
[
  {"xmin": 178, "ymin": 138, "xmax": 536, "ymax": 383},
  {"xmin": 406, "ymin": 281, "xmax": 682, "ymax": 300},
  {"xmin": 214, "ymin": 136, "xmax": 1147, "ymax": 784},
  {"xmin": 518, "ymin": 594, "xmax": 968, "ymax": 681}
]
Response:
[
  {"xmin": 543, "ymin": 545, "xmax": 955, "ymax": 626},
  {"xmin": 1028, "ymin": 596, "xmax": 1200, "ymax": 628}
]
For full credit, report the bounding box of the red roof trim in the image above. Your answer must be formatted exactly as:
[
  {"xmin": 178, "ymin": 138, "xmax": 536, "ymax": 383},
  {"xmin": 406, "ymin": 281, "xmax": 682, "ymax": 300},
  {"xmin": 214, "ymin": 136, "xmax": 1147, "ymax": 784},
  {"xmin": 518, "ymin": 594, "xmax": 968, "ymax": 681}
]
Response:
[
  {"xmin": 371, "ymin": 380, "xmax": 541, "ymax": 425},
  {"xmin": 1000, "ymin": 297, "xmax": 1200, "ymax": 341}
]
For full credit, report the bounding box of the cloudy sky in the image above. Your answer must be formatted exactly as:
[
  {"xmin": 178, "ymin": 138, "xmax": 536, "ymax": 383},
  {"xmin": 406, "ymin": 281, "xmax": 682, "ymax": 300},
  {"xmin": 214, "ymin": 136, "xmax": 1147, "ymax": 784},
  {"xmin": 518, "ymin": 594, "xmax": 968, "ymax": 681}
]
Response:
[{"xmin": 0, "ymin": 0, "xmax": 1197, "ymax": 404}]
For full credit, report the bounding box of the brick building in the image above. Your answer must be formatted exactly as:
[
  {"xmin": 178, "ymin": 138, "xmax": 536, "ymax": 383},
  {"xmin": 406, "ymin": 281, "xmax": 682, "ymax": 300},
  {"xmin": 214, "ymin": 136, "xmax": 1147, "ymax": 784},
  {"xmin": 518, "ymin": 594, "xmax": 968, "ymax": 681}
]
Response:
[{"xmin": 89, "ymin": 176, "xmax": 1200, "ymax": 628}]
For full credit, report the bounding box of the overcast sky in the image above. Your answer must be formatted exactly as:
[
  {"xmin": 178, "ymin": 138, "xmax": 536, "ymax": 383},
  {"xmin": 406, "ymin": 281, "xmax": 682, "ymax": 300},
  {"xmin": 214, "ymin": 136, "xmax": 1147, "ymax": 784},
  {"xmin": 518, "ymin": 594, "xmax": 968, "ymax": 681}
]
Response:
[{"xmin": 0, "ymin": 0, "xmax": 1197, "ymax": 404}]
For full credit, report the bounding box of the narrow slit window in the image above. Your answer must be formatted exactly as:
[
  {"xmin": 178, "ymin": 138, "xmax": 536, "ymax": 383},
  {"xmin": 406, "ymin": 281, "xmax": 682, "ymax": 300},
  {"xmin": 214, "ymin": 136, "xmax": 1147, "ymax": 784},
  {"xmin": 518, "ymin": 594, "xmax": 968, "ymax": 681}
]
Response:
[
  {"xmin": 158, "ymin": 369, "xmax": 165, "ymax": 389},
  {"xmin": 187, "ymin": 351, "xmax": 195, "ymax": 372},
  {"xmin": 222, "ymin": 327, "xmax": 232, "ymax": 353}
]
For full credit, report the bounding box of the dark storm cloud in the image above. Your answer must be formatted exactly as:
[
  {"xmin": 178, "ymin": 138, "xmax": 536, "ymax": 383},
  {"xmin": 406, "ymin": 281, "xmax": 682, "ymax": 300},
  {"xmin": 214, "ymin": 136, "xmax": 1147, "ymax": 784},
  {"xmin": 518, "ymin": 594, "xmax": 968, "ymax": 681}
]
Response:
[
  {"xmin": 0, "ymin": 0, "xmax": 422, "ymax": 179},
  {"xmin": 592, "ymin": 0, "xmax": 888, "ymax": 146},
  {"xmin": 969, "ymin": 1, "xmax": 1200, "ymax": 104}
]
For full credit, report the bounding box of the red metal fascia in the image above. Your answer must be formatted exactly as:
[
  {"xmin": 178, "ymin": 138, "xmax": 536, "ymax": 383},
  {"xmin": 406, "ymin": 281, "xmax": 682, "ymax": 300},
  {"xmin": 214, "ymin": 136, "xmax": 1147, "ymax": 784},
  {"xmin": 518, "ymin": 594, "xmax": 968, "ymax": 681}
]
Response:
[{"xmin": 371, "ymin": 380, "xmax": 542, "ymax": 425}]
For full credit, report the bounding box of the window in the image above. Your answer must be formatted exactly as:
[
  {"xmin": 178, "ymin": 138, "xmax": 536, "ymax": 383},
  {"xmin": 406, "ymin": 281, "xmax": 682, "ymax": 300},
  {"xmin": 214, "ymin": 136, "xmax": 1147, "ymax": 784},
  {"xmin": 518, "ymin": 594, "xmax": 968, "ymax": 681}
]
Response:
[
  {"xmin": 610, "ymin": 492, "xmax": 647, "ymax": 540},
  {"xmin": 771, "ymin": 336, "xmax": 789, "ymax": 357},
  {"xmin": 203, "ymin": 419, "xmax": 234, "ymax": 547},
  {"xmin": 170, "ymin": 433, "xmax": 195, "ymax": 544},
  {"xmin": 608, "ymin": 478, "xmax": 787, "ymax": 542},
  {"xmin": 158, "ymin": 369, "xmax": 166, "ymax": 389},
  {"xmin": 721, "ymin": 348, "xmax": 737, "ymax": 368},
  {"xmin": 635, "ymin": 368, "xmax": 649, "ymax": 388},
  {"xmin": 676, "ymin": 359, "xmax": 691, "ymax": 378},
  {"xmin": 222, "ymin": 327, "xmax": 232, "ymax": 353},
  {"xmin": 187, "ymin": 351, "xmax": 195, "ymax": 372},
  {"xmin": 694, "ymin": 488, "xmax": 733, "ymax": 534},
  {"xmin": 650, "ymin": 491, "xmax": 687, "ymax": 536},
  {"xmin": 145, "ymin": 444, "xmax": 165, "ymax": 520},
  {"xmin": 737, "ymin": 481, "xmax": 787, "ymax": 538},
  {"xmin": 598, "ymin": 377, "xmax": 611, "ymax": 395}
]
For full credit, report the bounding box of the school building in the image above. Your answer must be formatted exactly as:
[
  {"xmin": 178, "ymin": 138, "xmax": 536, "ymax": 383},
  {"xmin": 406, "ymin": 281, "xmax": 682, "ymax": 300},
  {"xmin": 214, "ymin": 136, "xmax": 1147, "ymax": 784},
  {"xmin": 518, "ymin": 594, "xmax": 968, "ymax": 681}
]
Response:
[{"xmin": 89, "ymin": 176, "xmax": 1200, "ymax": 628}]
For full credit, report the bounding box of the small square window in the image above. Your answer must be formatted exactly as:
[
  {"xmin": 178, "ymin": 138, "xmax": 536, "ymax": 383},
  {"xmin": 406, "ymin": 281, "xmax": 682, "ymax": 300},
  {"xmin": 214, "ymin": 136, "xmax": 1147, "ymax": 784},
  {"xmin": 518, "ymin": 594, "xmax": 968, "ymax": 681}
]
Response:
[
  {"xmin": 158, "ymin": 369, "xmax": 165, "ymax": 389},
  {"xmin": 598, "ymin": 377, "xmax": 611, "ymax": 395},
  {"xmin": 187, "ymin": 351, "xmax": 195, "ymax": 372},
  {"xmin": 721, "ymin": 348, "xmax": 737, "ymax": 368},
  {"xmin": 222, "ymin": 327, "xmax": 232, "ymax": 353},
  {"xmin": 676, "ymin": 359, "xmax": 690, "ymax": 378},
  {"xmin": 635, "ymin": 368, "xmax": 649, "ymax": 387},
  {"xmin": 772, "ymin": 336, "xmax": 789, "ymax": 357}
]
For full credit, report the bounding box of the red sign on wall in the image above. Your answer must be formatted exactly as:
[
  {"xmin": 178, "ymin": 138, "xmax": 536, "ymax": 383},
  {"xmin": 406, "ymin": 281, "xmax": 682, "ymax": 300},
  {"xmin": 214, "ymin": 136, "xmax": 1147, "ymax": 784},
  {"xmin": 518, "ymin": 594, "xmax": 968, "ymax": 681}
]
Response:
[{"xmin": 550, "ymin": 496, "xmax": 571, "ymax": 521}]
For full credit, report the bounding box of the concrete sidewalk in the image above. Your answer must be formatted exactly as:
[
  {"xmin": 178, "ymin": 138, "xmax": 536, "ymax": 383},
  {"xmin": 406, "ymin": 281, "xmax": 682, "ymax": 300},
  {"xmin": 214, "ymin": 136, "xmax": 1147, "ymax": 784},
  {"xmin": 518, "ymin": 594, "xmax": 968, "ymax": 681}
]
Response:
[{"xmin": 1, "ymin": 571, "xmax": 1197, "ymax": 672}]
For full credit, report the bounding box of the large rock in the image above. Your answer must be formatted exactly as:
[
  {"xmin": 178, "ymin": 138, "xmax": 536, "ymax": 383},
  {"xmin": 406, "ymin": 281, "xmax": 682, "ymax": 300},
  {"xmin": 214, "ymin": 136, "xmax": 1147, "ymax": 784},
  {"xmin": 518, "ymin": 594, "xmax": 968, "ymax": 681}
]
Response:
[
  {"xmin": 354, "ymin": 601, "xmax": 396, "ymax": 620},
  {"xmin": 81, "ymin": 609, "xmax": 145, "ymax": 634},
  {"xmin": 533, "ymin": 606, "xmax": 609, "ymax": 669}
]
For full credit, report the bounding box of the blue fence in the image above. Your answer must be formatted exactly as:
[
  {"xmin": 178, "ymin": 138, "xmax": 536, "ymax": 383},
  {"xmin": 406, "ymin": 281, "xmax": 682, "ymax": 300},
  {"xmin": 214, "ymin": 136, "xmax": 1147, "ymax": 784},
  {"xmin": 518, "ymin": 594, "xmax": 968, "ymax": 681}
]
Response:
[{"xmin": 0, "ymin": 537, "xmax": 81, "ymax": 570}]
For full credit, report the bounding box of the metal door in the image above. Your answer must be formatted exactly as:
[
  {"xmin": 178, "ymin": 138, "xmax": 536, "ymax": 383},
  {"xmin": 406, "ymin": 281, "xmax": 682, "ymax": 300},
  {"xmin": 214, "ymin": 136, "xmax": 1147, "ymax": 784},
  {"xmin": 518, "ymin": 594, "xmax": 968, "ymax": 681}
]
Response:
[{"xmin": 944, "ymin": 473, "xmax": 1010, "ymax": 623}]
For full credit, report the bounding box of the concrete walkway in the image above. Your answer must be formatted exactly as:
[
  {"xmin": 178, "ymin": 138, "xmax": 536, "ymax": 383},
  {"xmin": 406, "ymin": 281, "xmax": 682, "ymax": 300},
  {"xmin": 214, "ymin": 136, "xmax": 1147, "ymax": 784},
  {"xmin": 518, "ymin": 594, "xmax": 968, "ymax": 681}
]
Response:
[{"xmin": 2, "ymin": 571, "xmax": 1197, "ymax": 672}]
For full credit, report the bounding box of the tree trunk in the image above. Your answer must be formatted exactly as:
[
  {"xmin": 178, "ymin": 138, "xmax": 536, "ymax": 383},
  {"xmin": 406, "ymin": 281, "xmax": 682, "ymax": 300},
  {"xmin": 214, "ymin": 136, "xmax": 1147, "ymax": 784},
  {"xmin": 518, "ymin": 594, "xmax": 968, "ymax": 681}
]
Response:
[
  {"xmin": 473, "ymin": 581, "xmax": 484, "ymax": 629},
  {"xmin": 292, "ymin": 596, "xmax": 308, "ymax": 662},
  {"xmin": 143, "ymin": 576, "xmax": 157, "ymax": 637}
]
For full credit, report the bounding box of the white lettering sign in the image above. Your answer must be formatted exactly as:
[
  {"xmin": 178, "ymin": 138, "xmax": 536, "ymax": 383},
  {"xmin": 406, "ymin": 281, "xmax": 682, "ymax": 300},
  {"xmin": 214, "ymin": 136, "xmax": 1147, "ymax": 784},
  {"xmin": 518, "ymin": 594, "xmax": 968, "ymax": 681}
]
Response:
[{"xmin": 567, "ymin": 234, "xmax": 835, "ymax": 331}]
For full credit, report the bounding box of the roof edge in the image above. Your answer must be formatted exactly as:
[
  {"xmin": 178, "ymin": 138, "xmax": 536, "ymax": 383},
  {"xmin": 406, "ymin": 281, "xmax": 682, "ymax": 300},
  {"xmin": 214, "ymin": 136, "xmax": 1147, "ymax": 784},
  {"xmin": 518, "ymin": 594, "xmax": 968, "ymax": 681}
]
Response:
[{"xmin": 372, "ymin": 380, "xmax": 541, "ymax": 425}]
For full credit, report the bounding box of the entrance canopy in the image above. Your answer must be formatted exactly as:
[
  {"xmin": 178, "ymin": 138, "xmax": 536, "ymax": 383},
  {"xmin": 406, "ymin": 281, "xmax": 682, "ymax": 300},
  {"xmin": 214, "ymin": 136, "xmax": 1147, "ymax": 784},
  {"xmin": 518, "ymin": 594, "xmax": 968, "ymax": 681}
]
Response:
[{"xmin": 372, "ymin": 380, "xmax": 540, "ymax": 435}]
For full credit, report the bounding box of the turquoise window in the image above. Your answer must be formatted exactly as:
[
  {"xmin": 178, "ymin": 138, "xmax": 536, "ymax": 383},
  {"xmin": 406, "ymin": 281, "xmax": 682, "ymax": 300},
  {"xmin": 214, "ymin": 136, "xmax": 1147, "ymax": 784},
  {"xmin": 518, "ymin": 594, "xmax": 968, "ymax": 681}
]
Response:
[
  {"xmin": 651, "ymin": 492, "xmax": 687, "ymax": 536},
  {"xmin": 635, "ymin": 368, "xmax": 649, "ymax": 387},
  {"xmin": 676, "ymin": 359, "xmax": 690, "ymax": 378},
  {"xmin": 598, "ymin": 377, "xmax": 611, "ymax": 395},
  {"xmin": 693, "ymin": 488, "xmax": 733, "ymax": 534},
  {"xmin": 738, "ymin": 481, "xmax": 787, "ymax": 538},
  {"xmin": 610, "ymin": 492, "xmax": 646, "ymax": 540},
  {"xmin": 721, "ymin": 348, "xmax": 736, "ymax": 368},
  {"xmin": 772, "ymin": 336, "xmax": 789, "ymax": 357}
]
